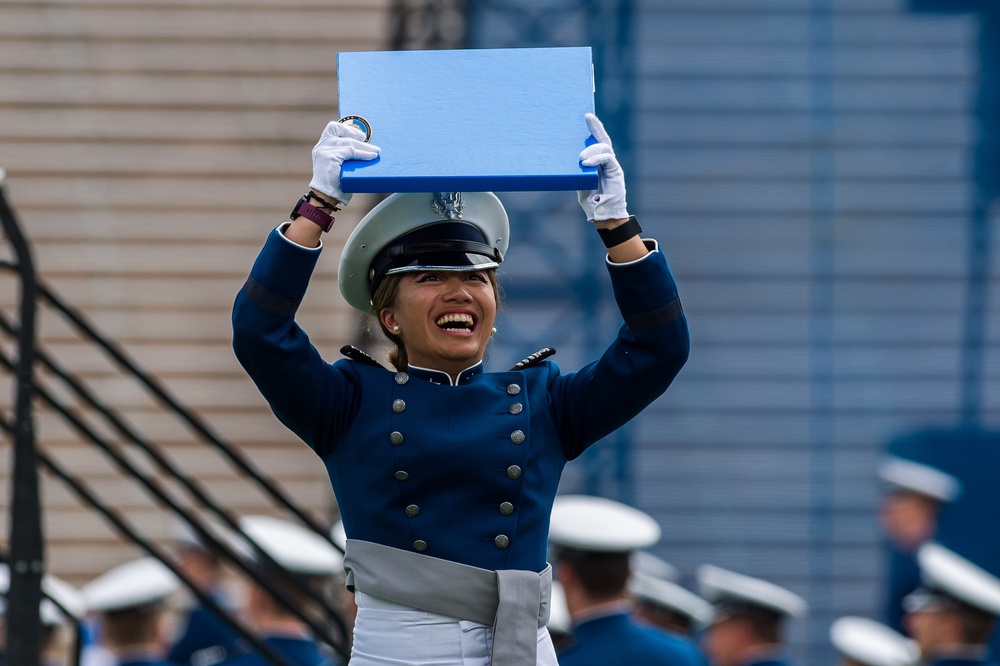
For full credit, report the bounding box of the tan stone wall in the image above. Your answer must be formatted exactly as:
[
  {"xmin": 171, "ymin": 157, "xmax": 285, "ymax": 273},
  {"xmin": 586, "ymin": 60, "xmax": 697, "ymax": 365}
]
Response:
[{"xmin": 0, "ymin": 0, "xmax": 391, "ymax": 587}]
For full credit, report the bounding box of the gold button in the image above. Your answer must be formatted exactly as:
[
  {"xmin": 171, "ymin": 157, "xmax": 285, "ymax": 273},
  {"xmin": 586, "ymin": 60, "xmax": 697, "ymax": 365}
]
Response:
[
  {"xmin": 413, "ymin": 540, "xmax": 428, "ymax": 552},
  {"xmin": 395, "ymin": 470, "xmax": 409, "ymax": 481},
  {"xmin": 506, "ymin": 384, "xmax": 521, "ymax": 395},
  {"xmin": 499, "ymin": 502, "xmax": 514, "ymax": 516},
  {"xmin": 495, "ymin": 534, "xmax": 510, "ymax": 549},
  {"xmin": 392, "ymin": 399, "xmax": 406, "ymax": 413},
  {"xmin": 510, "ymin": 430, "xmax": 525, "ymax": 444},
  {"xmin": 390, "ymin": 431, "xmax": 404, "ymax": 445},
  {"xmin": 395, "ymin": 372, "xmax": 409, "ymax": 385},
  {"xmin": 507, "ymin": 465, "xmax": 522, "ymax": 480},
  {"xmin": 509, "ymin": 403, "xmax": 523, "ymax": 415},
  {"xmin": 405, "ymin": 504, "xmax": 420, "ymax": 518}
]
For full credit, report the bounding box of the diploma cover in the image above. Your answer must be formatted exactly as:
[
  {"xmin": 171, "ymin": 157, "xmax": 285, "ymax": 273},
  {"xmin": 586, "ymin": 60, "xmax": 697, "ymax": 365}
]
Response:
[{"xmin": 337, "ymin": 47, "xmax": 599, "ymax": 193}]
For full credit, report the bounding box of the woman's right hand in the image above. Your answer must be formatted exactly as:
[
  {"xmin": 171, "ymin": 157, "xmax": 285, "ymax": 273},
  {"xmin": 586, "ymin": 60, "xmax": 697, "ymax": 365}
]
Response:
[{"xmin": 309, "ymin": 120, "xmax": 381, "ymax": 207}]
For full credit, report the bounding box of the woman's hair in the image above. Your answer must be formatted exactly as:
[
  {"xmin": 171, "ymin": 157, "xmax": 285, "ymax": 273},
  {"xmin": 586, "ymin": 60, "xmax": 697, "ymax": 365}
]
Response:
[{"xmin": 370, "ymin": 269, "xmax": 501, "ymax": 372}]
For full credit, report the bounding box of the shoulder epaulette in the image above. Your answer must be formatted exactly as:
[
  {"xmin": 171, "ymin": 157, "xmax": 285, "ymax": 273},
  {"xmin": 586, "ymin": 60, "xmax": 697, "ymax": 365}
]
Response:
[
  {"xmin": 340, "ymin": 345, "xmax": 385, "ymax": 369},
  {"xmin": 509, "ymin": 347, "xmax": 556, "ymax": 371}
]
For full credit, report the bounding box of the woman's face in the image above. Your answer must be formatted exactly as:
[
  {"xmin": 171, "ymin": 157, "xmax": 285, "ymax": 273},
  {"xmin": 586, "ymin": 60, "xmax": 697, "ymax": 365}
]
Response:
[{"xmin": 380, "ymin": 269, "xmax": 497, "ymax": 375}]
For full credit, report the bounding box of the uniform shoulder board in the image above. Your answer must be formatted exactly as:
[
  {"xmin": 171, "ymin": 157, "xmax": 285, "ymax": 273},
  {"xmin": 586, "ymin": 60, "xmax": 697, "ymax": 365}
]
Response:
[
  {"xmin": 340, "ymin": 345, "xmax": 385, "ymax": 369},
  {"xmin": 509, "ymin": 347, "xmax": 556, "ymax": 371}
]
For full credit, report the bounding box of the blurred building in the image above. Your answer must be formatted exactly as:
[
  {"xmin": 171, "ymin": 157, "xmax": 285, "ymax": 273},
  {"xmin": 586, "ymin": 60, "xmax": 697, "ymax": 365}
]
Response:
[{"xmin": 0, "ymin": 1, "xmax": 997, "ymax": 664}]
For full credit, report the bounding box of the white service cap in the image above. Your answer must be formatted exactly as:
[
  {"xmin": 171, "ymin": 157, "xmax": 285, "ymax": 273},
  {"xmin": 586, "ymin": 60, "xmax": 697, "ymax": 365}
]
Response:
[
  {"xmin": 547, "ymin": 581, "xmax": 572, "ymax": 635},
  {"xmin": 329, "ymin": 519, "xmax": 346, "ymax": 552},
  {"xmin": 629, "ymin": 571, "xmax": 714, "ymax": 627},
  {"xmin": 910, "ymin": 542, "xmax": 1000, "ymax": 616},
  {"xmin": 0, "ymin": 564, "xmax": 85, "ymax": 626},
  {"xmin": 81, "ymin": 557, "xmax": 179, "ymax": 613},
  {"xmin": 238, "ymin": 515, "xmax": 343, "ymax": 576},
  {"xmin": 878, "ymin": 456, "xmax": 961, "ymax": 503},
  {"xmin": 830, "ymin": 617, "xmax": 919, "ymax": 666},
  {"xmin": 41, "ymin": 574, "xmax": 86, "ymax": 626},
  {"xmin": 339, "ymin": 192, "xmax": 509, "ymax": 313},
  {"xmin": 549, "ymin": 495, "xmax": 661, "ymax": 553},
  {"xmin": 697, "ymin": 564, "xmax": 808, "ymax": 620}
]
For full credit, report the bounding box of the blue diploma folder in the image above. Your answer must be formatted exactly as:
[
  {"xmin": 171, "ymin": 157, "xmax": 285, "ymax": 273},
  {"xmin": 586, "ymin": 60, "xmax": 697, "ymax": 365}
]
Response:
[{"xmin": 337, "ymin": 47, "xmax": 598, "ymax": 193}]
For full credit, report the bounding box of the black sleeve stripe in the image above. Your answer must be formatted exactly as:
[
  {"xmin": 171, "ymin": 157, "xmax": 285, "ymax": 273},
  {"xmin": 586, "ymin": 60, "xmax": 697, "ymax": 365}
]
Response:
[
  {"xmin": 241, "ymin": 275, "xmax": 300, "ymax": 318},
  {"xmin": 623, "ymin": 298, "xmax": 684, "ymax": 332}
]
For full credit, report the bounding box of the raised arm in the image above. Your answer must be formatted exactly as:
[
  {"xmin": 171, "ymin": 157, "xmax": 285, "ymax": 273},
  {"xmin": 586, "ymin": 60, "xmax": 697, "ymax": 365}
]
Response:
[
  {"xmin": 232, "ymin": 120, "xmax": 380, "ymax": 452},
  {"xmin": 552, "ymin": 113, "xmax": 690, "ymax": 457}
]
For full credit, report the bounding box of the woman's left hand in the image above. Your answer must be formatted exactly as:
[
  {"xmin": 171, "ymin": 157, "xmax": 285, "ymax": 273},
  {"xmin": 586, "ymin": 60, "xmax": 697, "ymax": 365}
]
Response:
[{"xmin": 577, "ymin": 113, "xmax": 629, "ymax": 222}]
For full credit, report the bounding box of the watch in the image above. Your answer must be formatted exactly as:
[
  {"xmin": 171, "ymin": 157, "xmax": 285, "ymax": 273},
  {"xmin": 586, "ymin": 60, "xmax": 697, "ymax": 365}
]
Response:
[{"xmin": 289, "ymin": 193, "xmax": 335, "ymax": 232}]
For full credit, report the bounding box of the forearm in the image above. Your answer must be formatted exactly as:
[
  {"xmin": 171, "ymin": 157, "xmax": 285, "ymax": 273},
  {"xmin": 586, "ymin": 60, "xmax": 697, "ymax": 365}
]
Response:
[
  {"xmin": 284, "ymin": 189, "xmax": 341, "ymax": 248},
  {"xmin": 596, "ymin": 216, "xmax": 649, "ymax": 263}
]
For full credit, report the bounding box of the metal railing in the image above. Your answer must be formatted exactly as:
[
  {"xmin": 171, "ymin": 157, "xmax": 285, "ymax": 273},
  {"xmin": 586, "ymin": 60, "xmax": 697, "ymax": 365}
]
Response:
[{"xmin": 0, "ymin": 175, "xmax": 351, "ymax": 665}]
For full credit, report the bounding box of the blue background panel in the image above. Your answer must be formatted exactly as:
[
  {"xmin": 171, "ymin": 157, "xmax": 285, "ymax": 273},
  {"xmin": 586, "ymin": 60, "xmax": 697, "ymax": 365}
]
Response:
[{"xmin": 337, "ymin": 47, "xmax": 599, "ymax": 193}]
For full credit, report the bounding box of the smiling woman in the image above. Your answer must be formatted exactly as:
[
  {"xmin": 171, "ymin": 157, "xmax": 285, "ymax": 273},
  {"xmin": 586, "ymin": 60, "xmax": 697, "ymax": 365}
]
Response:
[{"xmin": 231, "ymin": 115, "xmax": 690, "ymax": 666}]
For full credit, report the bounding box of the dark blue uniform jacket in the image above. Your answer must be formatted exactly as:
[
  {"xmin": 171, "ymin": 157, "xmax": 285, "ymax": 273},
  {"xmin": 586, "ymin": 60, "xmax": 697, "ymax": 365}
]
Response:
[
  {"xmin": 168, "ymin": 600, "xmax": 241, "ymax": 666},
  {"xmin": 218, "ymin": 635, "xmax": 335, "ymax": 666},
  {"xmin": 557, "ymin": 611, "xmax": 706, "ymax": 666},
  {"xmin": 233, "ymin": 228, "xmax": 689, "ymax": 574},
  {"xmin": 930, "ymin": 655, "xmax": 1000, "ymax": 666}
]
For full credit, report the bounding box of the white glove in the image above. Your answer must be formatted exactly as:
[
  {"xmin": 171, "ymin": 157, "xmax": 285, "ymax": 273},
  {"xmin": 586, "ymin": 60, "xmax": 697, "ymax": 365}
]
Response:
[
  {"xmin": 577, "ymin": 113, "xmax": 629, "ymax": 222},
  {"xmin": 309, "ymin": 120, "xmax": 381, "ymax": 207}
]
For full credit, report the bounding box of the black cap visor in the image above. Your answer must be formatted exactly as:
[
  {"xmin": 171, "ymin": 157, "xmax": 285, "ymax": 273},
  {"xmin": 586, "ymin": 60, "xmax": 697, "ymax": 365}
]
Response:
[{"xmin": 368, "ymin": 222, "xmax": 503, "ymax": 298}]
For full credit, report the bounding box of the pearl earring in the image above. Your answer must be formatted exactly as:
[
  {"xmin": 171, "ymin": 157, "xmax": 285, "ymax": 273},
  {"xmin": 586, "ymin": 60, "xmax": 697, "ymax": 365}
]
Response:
[
  {"xmin": 392, "ymin": 325, "xmax": 400, "ymax": 334},
  {"xmin": 491, "ymin": 327, "xmax": 497, "ymax": 335}
]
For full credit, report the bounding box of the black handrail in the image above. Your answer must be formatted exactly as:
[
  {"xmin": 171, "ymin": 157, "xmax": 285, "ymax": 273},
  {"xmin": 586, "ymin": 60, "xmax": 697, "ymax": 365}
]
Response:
[
  {"xmin": 0, "ymin": 309, "xmax": 349, "ymax": 643},
  {"xmin": 0, "ymin": 170, "xmax": 44, "ymax": 666},
  {"xmin": 29, "ymin": 445, "xmax": 298, "ymax": 666},
  {"xmin": 33, "ymin": 277, "xmax": 343, "ymax": 551},
  {"xmin": 0, "ymin": 346, "xmax": 350, "ymax": 661}
]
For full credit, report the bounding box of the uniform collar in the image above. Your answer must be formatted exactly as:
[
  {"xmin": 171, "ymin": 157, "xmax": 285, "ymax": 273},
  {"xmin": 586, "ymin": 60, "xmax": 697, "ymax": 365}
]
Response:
[
  {"xmin": 737, "ymin": 646, "xmax": 793, "ymax": 666},
  {"xmin": 407, "ymin": 362, "xmax": 484, "ymax": 386}
]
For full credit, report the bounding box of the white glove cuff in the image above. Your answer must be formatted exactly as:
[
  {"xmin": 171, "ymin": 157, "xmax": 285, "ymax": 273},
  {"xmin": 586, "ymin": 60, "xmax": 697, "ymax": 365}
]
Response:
[{"xmin": 587, "ymin": 194, "xmax": 628, "ymax": 221}]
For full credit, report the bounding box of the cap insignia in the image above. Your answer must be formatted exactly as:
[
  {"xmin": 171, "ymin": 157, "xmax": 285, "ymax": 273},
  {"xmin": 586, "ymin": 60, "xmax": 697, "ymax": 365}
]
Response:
[{"xmin": 431, "ymin": 192, "xmax": 464, "ymax": 220}]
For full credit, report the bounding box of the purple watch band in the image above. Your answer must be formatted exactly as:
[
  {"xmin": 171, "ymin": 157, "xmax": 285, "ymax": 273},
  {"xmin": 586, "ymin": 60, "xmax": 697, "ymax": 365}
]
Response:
[{"xmin": 290, "ymin": 196, "xmax": 335, "ymax": 232}]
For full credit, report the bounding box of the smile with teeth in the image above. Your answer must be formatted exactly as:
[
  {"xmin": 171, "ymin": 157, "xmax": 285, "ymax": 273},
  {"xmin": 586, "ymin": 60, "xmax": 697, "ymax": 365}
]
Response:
[{"xmin": 435, "ymin": 313, "xmax": 475, "ymax": 331}]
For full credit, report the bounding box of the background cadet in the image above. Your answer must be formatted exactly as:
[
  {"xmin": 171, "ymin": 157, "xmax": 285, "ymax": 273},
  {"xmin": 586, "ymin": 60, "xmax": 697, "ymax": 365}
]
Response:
[
  {"xmin": 878, "ymin": 456, "xmax": 963, "ymax": 633},
  {"xmin": 80, "ymin": 557, "xmax": 181, "ymax": 666},
  {"xmin": 217, "ymin": 515, "xmax": 342, "ymax": 666},
  {"xmin": 830, "ymin": 616, "xmax": 918, "ymax": 666},
  {"xmin": 630, "ymin": 569, "xmax": 714, "ymax": 639},
  {"xmin": 902, "ymin": 543, "xmax": 1000, "ymax": 666},
  {"xmin": 697, "ymin": 564, "xmax": 808, "ymax": 666},
  {"xmin": 167, "ymin": 520, "xmax": 241, "ymax": 666},
  {"xmin": 549, "ymin": 494, "xmax": 706, "ymax": 666}
]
